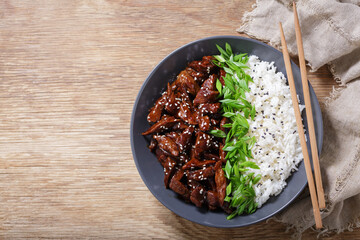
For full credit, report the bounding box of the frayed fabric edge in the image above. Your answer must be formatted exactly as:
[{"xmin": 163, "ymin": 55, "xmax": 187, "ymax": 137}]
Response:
[
  {"xmin": 271, "ymin": 215, "xmax": 360, "ymax": 239},
  {"xmin": 316, "ymin": 217, "xmax": 360, "ymax": 238},
  {"xmin": 236, "ymin": 0, "xmax": 325, "ymax": 74},
  {"xmin": 236, "ymin": 0, "xmax": 258, "ymax": 35},
  {"xmin": 323, "ymin": 85, "xmax": 346, "ymax": 107},
  {"xmin": 236, "ymin": 0, "xmax": 275, "ymax": 48},
  {"xmin": 236, "ymin": 0, "xmax": 360, "ymax": 86},
  {"xmin": 328, "ymin": 61, "xmax": 344, "ymax": 86},
  {"xmin": 269, "ymin": 217, "xmax": 306, "ymax": 240},
  {"xmin": 270, "ymin": 195, "xmax": 360, "ymax": 238},
  {"xmin": 237, "ymin": 29, "xmax": 323, "ymax": 75}
]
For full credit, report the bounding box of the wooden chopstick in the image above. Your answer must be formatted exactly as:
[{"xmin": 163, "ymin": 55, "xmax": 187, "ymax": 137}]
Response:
[
  {"xmin": 293, "ymin": 2, "xmax": 326, "ymax": 210},
  {"xmin": 279, "ymin": 22, "xmax": 323, "ymax": 229}
]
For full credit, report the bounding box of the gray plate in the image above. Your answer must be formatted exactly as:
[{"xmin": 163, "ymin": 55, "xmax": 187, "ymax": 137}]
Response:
[{"xmin": 130, "ymin": 36, "xmax": 323, "ymax": 228}]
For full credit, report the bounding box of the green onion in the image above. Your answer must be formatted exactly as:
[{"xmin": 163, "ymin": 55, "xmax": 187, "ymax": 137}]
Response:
[
  {"xmin": 209, "ymin": 129, "xmax": 227, "ymax": 138},
  {"xmin": 212, "ymin": 43, "xmax": 262, "ymax": 220}
]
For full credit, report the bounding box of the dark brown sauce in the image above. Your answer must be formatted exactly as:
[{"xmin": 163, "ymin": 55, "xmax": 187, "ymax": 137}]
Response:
[{"xmin": 142, "ymin": 56, "xmax": 231, "ymax": 214}]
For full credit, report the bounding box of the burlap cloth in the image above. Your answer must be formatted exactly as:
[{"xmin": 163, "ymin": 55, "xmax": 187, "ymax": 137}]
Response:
[{"xmin": 237, "ymin": 0, "xmax": 360, "ymax": 237}]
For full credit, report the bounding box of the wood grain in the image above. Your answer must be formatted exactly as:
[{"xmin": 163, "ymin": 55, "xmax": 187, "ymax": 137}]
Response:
[{"xmin": 0, "ymin": 0, "xmax": 355, "ymax": 239}]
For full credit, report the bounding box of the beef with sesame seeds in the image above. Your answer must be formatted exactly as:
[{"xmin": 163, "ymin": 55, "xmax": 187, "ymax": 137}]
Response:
[
  {"xmin": 142, "ymin": 115, "xmax": 180, "ymax": 135},
  {"xmin": 153, "ymin": 135, "xmax": 180, "ymax": 157},
  {"xmin": 203, "ymin": 153, "xmax": 221, "ymax": 162},
  {"xmin": 182, "ymin": 158, "xmax": 216, "ymax": 170},
  {"xmin": 199, "ymin": 115, "xmax": 210, "ymax": 132},
  {"xmin": 193, "ymin": 88, "xmax": 219, "ymax": 106},
  {"xmin": 201, "ymin": 74, "xmax": 218, "ymax": 91},
  {"xmin": 219, "ymin": 68, "xmax": 226, "ymax": 86},
  {"xmin": 146, "ymin": 93, "xmax": 167, "ymax": 123},
  {"xmin": 209, "ymin": 118, "xmax": 220, "ymax": 127},
  {"xmin": 214, "ymin": 161, "xmax": 227, "ymax": 207},
  {"xmin": 190, "ymin": 185, "xmax": 206, "ymax": 207},
  {"xmin": 187, "ymin": 166, "xmax": 215, "ymax": 182},
  {"xmin": 171, "ymin": 70, "xmax": 200, "ymax": 96},
  {"xmin": 220, "ymin": 117, "xmax": 229, "ymax": 132},
  {"xmin": 219, "ymin": 143, "xmax": 226, "ymax": 163},
  {"xmin": 177, "ymin": 99, "xmax": 197, "ymax": 125},
  {"xmin": 172, "ymin": 120, "xmax": 188, "ymax": 131},
  {"xmin": 169, "ymin": 169, "xmax": 190, "ymax": 200},
  {"xmin": 187, "ymin": 56, "xmax": 217, "ymax": 75},
  {"xmin": 199, "ymin": 102, "xmax": 221, "ymax": 115},
  {"xmin": 148, "ymin": 137, "xmax": 157, "ymax": 152},
  {"xmin": 164, "ymin": 83, "xmax": 178, "ymax": 115},
  {"xmin": 154, "ymin": 148, "xmax": 168, "ymax": 167},
  {"xmin": 185, "ymin": 67, "xmax": 208, "ymax": 85},
  {"xmin": 175, "ymin": 126, "xmax": 194, "ymax": 152},
  {"xmin": 165, "ymin": 131, "xmax": 180, "ymax": 141},
  {"xmin": 163, "ymin": 157, "xmax": 177, "ymax": 188},
  {"xmin": 194, "ymin": 132, "xmax": 213, "ymax": 158},
  {"xmin": 206, "ymin": 190, "xmax": 220, "ymax": 210},
  {"xmin": 143, "ymin": 55, "xmax": 229, "ymax": 213}
]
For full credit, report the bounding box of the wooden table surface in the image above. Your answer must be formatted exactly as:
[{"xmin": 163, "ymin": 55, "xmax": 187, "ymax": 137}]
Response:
[{"xmin": 1, "ymin": 0, "xmax": 358, "ymax": 239}]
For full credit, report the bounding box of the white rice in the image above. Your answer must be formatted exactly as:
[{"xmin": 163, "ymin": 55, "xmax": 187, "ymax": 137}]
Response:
[{"xmin": 242, "ymin": 55, "xmax": 305, "ymax": 208}]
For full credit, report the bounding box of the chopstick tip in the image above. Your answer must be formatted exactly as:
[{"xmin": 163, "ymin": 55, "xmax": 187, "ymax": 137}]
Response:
[{"xmin": 279, "ymin": 22, "xmax": 284, "ymax": 35}]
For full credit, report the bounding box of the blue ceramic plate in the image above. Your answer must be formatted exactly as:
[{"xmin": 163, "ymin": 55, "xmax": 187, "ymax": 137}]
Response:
[{"xmin": 130, "ymin": 36, "xmax": 323, "ymax": 228}]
